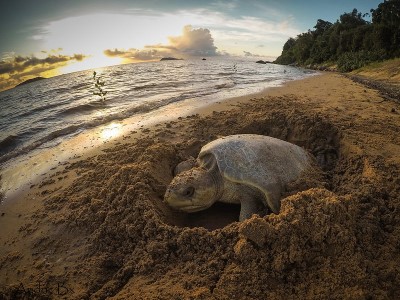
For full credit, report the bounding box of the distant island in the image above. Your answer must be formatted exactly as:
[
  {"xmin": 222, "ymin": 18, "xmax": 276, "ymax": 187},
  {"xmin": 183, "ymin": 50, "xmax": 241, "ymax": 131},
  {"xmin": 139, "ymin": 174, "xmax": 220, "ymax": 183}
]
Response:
[
  {"xmin": 256, "ymin": 60, "xmax": 272, "ymax": 64},
  {"xmin": 160, "ymin": 57, "xmax": 183, "ymax": 61},
  {"xmin": 16, "ymin": 77, "xmax": 46, "ymax": 87}
]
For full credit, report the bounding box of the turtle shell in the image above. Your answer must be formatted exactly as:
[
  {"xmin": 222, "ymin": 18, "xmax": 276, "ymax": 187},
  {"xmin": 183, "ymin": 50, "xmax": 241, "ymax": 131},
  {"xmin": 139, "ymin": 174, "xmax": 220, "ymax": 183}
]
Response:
[{"xmin": 197, "ymin": 134, "xmax": 312, "ymax": 212}]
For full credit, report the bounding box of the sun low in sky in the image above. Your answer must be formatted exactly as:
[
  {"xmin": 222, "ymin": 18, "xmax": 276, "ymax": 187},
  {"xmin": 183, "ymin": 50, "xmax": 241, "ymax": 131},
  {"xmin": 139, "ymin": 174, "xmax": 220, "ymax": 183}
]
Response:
[{"xmin": 0, "ymin": 0, "xmax": 382, "ymax": 92}]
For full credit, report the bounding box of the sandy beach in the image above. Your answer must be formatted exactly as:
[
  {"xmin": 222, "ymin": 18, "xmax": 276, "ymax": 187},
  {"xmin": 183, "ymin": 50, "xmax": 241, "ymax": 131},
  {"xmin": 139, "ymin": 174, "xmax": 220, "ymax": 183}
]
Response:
[{"xmin": 1, "ymin": 72, "xmax": 400, "ymax": 299}]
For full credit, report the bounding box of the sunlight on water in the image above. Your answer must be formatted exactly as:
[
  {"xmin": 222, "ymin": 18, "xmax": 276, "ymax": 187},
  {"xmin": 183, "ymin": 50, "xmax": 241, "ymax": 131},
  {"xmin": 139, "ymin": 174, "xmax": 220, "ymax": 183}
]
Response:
[{"xmin": 100, "ymin": 122, "xmax": 123, "ymax": 140}]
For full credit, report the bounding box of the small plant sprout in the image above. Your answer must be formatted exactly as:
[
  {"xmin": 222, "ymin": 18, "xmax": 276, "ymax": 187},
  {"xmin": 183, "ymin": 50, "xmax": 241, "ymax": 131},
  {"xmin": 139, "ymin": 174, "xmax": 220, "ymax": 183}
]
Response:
[{"xmin": 92, "ymin": 71, "xmax": 108, "ymax": 102}]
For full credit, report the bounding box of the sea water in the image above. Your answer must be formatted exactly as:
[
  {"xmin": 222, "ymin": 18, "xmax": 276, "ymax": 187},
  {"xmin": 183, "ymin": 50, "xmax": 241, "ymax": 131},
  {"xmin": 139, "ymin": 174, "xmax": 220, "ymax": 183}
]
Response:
[{"xmin": 0, "ymin": 58, "xmax": 315, "ymax": 198}]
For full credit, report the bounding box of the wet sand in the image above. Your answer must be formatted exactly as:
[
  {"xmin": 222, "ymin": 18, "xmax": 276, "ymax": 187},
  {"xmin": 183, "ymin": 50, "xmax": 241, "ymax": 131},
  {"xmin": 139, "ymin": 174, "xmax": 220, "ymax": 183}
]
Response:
[{"xmin": 1, "ymin": 72, "xmax": 400, "ymax": 299}]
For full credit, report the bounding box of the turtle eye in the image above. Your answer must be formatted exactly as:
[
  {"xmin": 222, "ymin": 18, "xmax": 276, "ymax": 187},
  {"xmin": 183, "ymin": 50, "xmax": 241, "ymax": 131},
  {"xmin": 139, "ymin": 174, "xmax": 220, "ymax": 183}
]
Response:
[{"xmin": 184, "ymin": 187, "xmax": 195, "ymax": 198}]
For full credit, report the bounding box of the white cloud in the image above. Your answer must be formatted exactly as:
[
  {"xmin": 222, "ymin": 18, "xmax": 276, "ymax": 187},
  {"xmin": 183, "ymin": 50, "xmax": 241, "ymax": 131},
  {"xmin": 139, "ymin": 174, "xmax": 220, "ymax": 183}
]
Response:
[{"xmin": 167, "ymin": 25, "xmax": 217, "ymax": 56}]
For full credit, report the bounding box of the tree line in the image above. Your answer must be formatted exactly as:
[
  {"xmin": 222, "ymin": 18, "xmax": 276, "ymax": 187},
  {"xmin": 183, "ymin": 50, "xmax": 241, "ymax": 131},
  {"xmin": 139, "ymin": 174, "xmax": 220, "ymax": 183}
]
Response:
[{"xmin": 274, "ymin": 0, "xmax": 400, "ymax": 71}]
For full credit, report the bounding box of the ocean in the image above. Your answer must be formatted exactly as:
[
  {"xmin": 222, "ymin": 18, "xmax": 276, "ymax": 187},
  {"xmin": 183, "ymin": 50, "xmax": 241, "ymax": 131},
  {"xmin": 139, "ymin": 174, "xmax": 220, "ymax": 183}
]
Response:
[{"xmin": 0, "ymin": 58, "xmax": 315, "ymax": 198}]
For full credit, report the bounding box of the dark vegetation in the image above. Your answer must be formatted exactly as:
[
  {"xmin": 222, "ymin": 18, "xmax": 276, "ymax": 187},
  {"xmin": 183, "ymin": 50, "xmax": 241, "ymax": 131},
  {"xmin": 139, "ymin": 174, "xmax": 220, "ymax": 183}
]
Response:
[{"xmin": 275, "ymin": 0, "xmax": 400, "ymax": 71}]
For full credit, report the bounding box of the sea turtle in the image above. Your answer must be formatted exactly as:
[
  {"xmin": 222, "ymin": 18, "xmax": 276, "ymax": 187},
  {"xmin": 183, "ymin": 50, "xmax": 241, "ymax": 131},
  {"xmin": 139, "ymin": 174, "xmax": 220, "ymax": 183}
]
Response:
[{"xmin": 164, "ymin": 134, "xmax": 313, "ymax": 221}]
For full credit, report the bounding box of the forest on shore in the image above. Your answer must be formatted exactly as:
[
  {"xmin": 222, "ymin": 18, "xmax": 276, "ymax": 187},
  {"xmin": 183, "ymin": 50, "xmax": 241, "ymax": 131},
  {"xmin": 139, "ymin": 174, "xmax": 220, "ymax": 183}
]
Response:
[{"xmin": 274, "ymin": 0, "xmax": 400, "ymax": 71}]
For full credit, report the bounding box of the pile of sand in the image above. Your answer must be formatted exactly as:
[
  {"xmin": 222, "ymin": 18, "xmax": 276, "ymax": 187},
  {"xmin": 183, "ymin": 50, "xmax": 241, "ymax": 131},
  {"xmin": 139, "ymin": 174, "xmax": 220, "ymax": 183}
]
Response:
[{"xmin": 1, "ymin": 73, "xmax": 399, "ymax": 299}]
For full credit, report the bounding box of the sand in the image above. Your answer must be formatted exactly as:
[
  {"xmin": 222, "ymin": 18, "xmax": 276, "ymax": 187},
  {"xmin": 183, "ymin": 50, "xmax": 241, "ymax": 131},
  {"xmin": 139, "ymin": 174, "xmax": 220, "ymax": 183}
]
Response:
[{"xmin": 1, "ymin": 72, "xmax": 400, "ymax": 299}]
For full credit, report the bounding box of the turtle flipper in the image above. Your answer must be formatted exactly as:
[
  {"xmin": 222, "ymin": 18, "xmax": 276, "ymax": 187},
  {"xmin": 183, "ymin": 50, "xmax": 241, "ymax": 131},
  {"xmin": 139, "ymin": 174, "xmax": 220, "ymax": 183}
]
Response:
[
  {"xmin": 198, "ymin": 152, "xmax": 218, "ymax": 171},
  {"xmin": 239, "ymin": 197, "xmax": 262, "ymax": 221},
  {"xmin": 263, "ymin": 186, "xmax": 281, "ymax": 214}
]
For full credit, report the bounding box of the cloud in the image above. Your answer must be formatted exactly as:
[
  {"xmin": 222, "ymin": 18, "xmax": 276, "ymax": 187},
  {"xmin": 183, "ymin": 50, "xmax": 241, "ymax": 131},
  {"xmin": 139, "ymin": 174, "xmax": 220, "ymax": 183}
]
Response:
[
  {"xmin": 243, "ymin": 51, "xmax": 255, "ymax": 57},
  {"xmin": 0, "ymin": 53, "xmax": 87, "ymax": 75},
  {"xmin": 243, "ymin": 51, "xmax": 263, "ymax": 57},
  {"xmin": 103, "ymin": 48, "xmax": 133, "ymax": 58},
  {"xmin": 104, "ymin": 48, "xmax": 161, "ymax": 61},
  {"xmin": 167, "ymin": 25, "xmax": 218, "ymax": 56},
  {"xmin": 104, "ymin": 25, "xmax": 219, "ymax": 62},
  {"xmin": 0, "ymin": 52, "xmax": 88, "ymax": 91}
]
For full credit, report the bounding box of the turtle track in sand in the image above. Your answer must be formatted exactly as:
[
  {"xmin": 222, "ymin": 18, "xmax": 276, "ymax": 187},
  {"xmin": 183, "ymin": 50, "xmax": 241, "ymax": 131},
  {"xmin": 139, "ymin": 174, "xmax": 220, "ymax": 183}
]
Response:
[{"xmin": 1, "ymin": 76, "xmax": 400, "ymax": 299}]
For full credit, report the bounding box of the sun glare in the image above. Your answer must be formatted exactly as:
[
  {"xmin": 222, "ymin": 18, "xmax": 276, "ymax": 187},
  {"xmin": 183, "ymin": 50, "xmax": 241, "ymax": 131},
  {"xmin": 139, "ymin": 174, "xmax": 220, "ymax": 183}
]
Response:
[
  {"xmin": 59, "ymin": 53, "xmax": 123, "ymax": 74},
  {"xmin": 100, "ymin": 122, "xmax": 123, "ymax": 140}
]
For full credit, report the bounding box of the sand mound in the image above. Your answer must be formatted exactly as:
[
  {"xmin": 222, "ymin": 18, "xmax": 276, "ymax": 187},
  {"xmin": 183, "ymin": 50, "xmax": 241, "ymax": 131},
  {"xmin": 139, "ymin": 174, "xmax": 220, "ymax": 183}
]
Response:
[{"xmin": 1, "ymin": 74, "xmax": 400, "ymax": 299}]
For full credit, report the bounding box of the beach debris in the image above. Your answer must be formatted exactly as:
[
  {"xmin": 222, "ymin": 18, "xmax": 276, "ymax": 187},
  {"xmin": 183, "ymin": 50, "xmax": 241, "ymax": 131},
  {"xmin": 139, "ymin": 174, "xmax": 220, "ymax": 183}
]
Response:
[{"xmin": 164, "ymin": 134, "xmax": 314, "ymax": 221}]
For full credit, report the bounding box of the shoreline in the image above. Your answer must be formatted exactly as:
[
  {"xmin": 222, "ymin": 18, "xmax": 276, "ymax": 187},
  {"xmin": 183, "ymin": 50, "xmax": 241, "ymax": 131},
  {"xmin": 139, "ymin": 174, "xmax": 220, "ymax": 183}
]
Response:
[{"xmin": 1, "ymin": 72, "xmax": 400, "ymax": 299}]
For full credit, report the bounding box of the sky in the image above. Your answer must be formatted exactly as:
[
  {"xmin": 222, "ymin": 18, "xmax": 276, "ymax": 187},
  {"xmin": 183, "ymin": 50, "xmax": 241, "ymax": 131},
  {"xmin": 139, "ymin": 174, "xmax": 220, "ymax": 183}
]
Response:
[{"xmin": 0, "ymin": 0, "xmax": 383, "ymax": 91}]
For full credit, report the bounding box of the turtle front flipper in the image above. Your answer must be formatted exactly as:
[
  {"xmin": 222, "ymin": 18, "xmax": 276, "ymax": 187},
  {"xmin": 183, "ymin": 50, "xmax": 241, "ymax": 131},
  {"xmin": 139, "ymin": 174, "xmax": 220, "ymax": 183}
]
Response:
[{"xmin": 198, "ymin": 152, "xmax": 218, "ymax": 171}]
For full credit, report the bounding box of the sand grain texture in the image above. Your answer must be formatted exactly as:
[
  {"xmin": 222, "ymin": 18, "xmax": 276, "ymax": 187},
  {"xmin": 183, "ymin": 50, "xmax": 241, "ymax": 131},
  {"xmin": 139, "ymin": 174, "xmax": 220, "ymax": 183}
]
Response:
[{"xmin": 1, "ymin": 73, "xmax": 400, "ymax": 299}]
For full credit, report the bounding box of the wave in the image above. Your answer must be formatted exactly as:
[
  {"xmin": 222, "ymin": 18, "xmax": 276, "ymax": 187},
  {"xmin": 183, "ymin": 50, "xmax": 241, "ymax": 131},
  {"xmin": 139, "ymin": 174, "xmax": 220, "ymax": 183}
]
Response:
[
  {"xmin": 215, "ymin": 82, "xmax": 236, "ymax": 89},
  {"xmin": 60, "ymin": 101, "xmax": 106, "ymax": 116},
  {"xmin": 0, "ymin": 125, "xmax": 83, "ymax": 164},
  {"xmin": 16, "ymin": 101, "xmax": 63, "ymax": 119},
  {"xmin": 52, "ymin": 87, "xmax": 74, "ymax": 94},
  {"xmin": 0, "ymin": 135, "xmax": 20, "ymax": 156},
  {"xmin": 133, "ymin": 81, "xmax": 183, "ymax": 91},
  {"xmin": 70, "ymin": 82, "xmax": 89, "ymax": 90},
  {"xmin": 133, "ymin": 83, "xmax": 158, "ymax": 91}
]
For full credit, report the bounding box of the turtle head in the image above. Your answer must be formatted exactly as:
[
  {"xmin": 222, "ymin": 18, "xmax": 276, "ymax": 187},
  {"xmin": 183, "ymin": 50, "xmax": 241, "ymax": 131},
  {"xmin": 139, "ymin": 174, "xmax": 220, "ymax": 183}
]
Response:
[{"xmin": 164, "ymin": 167, "xmax": 219, "ymax": 213}]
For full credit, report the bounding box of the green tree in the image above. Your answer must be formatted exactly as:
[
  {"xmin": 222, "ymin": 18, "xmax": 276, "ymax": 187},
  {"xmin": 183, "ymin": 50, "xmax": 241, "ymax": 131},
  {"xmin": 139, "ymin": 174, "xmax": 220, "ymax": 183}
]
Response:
[
  {"xmin": 283, "ymin": 38, "xmax": 296, "ymax": 51},
  {"xmin": 371, "ymin": 0, "xmax": 400, "ymax": 55},
  {"xmin": 292, "ymin": 32, "xmax": 314, "ymax": 63},
  {"xmin": 371, "ymin": 0, "xmax": 400, "ymax": 26},
  {"xmin": 313, "ymin": 19, "xmax": 333, "ymax": 36},
  {"xmin": 274, "ymin": 2, "xmax": 399, "ymax": 69},
  {"xmin": 340, "ymin": 8, "xmax": 367, "ymax": 28}
]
